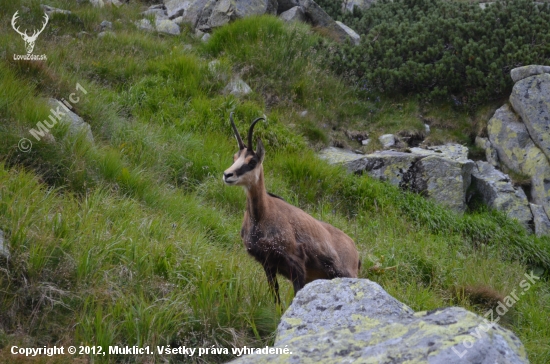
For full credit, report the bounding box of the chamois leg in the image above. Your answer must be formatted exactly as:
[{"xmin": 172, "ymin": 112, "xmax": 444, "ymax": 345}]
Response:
[
  {"xmin": 263, "ymin": 265, "xmax": 281, "ymax": 305},
  {"xmin": 287, "ymin": 257, "xmax": 306, "ymax": 296}
]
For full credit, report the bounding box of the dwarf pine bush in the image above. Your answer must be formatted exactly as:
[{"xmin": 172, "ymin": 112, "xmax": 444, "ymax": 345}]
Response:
[{"xmin": 321, "ymin": 0, "xmax": 550, "ymax": 107}]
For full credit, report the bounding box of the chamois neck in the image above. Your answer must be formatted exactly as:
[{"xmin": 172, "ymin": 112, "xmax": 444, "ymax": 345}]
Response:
[{"xmin": 244, "ymin": 167, "xmax": 269, "ymax": 222}]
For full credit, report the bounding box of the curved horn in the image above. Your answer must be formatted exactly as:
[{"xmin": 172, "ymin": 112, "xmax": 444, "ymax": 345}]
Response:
[
  {"xmin": 230, "ymin": 112, "xmax": 245, "ymax": 150},
  {"xmin": 247, "ymin": 116, "xmax": 265, "ymax": 152}
]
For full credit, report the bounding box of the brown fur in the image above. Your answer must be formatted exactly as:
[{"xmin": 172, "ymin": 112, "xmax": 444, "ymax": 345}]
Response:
[{"xmin": 224, "ymin": 115, "xmax": 360, "ymax": 304}]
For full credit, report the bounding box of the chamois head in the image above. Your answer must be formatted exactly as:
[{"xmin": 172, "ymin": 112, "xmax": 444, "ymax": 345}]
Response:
[{"xmin": 223, "ymin": 113, "xmax": 265, "ymax": 187}]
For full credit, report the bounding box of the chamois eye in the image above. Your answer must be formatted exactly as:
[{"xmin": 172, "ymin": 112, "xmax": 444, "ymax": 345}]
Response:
[{"xmin": 248, "ymin": 160, "xmax": 257, "ymax": 168}]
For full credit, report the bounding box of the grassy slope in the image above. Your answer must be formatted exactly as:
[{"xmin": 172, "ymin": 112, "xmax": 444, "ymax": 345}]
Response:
[{"xmin": 0, "ymin": 1, "xmax": 549, "ymax": 363}]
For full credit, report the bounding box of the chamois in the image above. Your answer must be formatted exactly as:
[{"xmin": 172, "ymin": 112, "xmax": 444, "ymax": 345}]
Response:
[{"xmin": 223, "ymin": 113, "xmax": 360, "ymax": 303}]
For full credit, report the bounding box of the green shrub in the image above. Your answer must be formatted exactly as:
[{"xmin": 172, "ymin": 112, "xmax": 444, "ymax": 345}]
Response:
[{"xmin": 321, "ymin": 0, "xmax": 550, "ymax": 107}]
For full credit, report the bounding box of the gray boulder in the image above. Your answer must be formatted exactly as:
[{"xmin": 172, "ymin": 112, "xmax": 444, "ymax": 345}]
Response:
[
  {"xmin": 511, "ymin": 65, "xmax": 550, "ymax": 83},
  {"xmin": 164, "ymin": 0, "xmax": 191, "ymax": 18},
  {"xmin": 509, "ymin": 73, "xmax": 550, "ymax": 161},
  {"xmin": 142, "ymin": 5, "xmax": 168, "ymax": 19},
  {"xmin": 471, "ymin": 161, "xmax": 532, "ymax": 227},
  {"xmin": 487, "ymin": 104, "xmax": 550, "ymax": 217},
  {"xmin": 231, "ymin": 279, "xmax": 528, "ymax": 364},
  {"xmin": 196, "ymin": 0, "xmax": 277, "ymax": 32},
  {"xmin": 402, "ymin": 154, "xmax": 474, "ymax": 212},
  {"xmin": 99, "ymin": 20, "xmax": 112, "ymax": 31},
  {"xmin": 224, "ymin": 77, "xmax": 252, "ymax": 96},
  {"xmin": 318, "ymin": 146, "xmax": 366, "ymax": 168},
  {"xmin": 47, "ymin": 99, "xmax": 94, "ymax": 143},
  {"xmin": 320, "ymin": 147, "xmax": 473, "ymax": 212},
  {"xmin": 410, "ymin": 143, "xmax": 469, "ymax": 162},
  {"xmin": 155, "ymin": 19, "xmax": 181, "ymax": 35},
  {"xmin": 298, "ymin": 0, "xmax": 358, "ymax": 44},
  {"xmin": 135, "ymin": 18, "xmax": 155, "ymax": 32},
  {"xmin": 530, "ymin": 203, "xmax": 550, "ymax": 236},
  {"xmin": 180, "ymin": 0, "xmax": 211, "ymax": 29},
  {"xmin": 378, "ymin": 133, "xmax": 395, "ymax": 148},
  {"xmin": 335, "ymin": 21, "xmax": 360, "ymax": 45},
  {"xmin": 349, "ymin": 151, "xmax": 420, "ymax": 186},
  {"xmin": 279, "ymin": 6, "xmax": 305, "ymax": 22}
]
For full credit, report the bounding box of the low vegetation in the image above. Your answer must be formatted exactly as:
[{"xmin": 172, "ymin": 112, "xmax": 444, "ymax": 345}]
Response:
[
  {"xmin": 0, "ymin": 0, "xmax": 549, "ymax": 363},
  {"xmin": 320, "ymin": 0, "xmax": 550, "ymax": 108}
]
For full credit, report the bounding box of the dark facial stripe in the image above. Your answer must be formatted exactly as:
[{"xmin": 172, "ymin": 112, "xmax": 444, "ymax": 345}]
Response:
[{"xmin": 235, "ymin": 158, "xmax": 257, "ymax": 177}]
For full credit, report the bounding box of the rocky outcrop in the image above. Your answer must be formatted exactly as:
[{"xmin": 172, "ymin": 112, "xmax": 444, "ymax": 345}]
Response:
[
  {"xmin": 487, "ymin": 92, "xmax": 550, "ymax": 221},
  {"xmin": 47, "ymin": 99, "xmax": 94, "ymax": 143},
  {"xmin": 471, "ymin": 161, "xmax": 532, "ymax": 227},
  {"xmin": 510, "ymin": 65, "xmax": 550, "ymax": 83},
  {"xmin": 139, "ymin": 0, "xmax": 359, "ymax": 44},
  {"xmin": 320, "ymin": 144, "xmax": 474, "ymax": 212},
  {"xmin": 509, "ymin": 73, "xmax": 550, "ymax": 161},
  {"xmin": 231, "ymin": 279, "xmax": 528, "ymax": 363},
  {"xmin": 196, "ymin": 0, "xmax": 278, "ymax": 32}
]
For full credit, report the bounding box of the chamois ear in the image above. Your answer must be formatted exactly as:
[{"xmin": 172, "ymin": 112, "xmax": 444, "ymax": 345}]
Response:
[{"xmin": 256, "ymin": 138, "xmax": 265, "ymax": 163}]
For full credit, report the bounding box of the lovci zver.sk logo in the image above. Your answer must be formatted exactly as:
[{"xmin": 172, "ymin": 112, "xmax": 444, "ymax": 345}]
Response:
[{"xmin": 11, "ymin": 10, "xmax": 48, "ymax": 61}]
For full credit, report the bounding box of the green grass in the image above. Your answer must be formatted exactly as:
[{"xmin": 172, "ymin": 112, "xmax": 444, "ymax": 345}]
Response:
[{"xmin": 0, "ymin": 1, "xmax": 549, "ymax": 363}]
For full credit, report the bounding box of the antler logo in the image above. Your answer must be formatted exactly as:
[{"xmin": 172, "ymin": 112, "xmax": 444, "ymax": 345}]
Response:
[{"xmin": 11, "ymin": 11, "xmax": 49, "ymax": 54}]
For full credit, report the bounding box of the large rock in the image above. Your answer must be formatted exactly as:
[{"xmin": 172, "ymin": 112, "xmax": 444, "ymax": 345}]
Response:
[
  {"xmin": 318, "ymin": 146, "xmax": 366, "ymax": 168},
  {"xmin": 231, "ymin": 279, "xmax": 528, "ymax": 364},
  {"xmin": 511, "ymin": 65, "xmax": 550, "ymax": 83},
  {"xmin": 402, "ymin": 154, "xmax": 474, "ymax": 212},
  {"xmin": 298, "ymin": 0, "xmax": 358, "ymax": 44},
  {"xmin": 487, "ymin": 104, "xmax": 550, "ymax": 216},
  {"xmin": 47, "ymin": 99, "xmax": 94, "ymax": 143},
  {"xmin": 378, "ymin": 133, "xmax": 395, "ymax": 148},
  {"xmin": 196, "ymin": 0, "xmax": 278, "ymax": 31},
  {"xmin": 471, "ymin": 161, "xmax": 532, "ymax": 227},
  {"xmin": 179, "ymin": 0, "xmax": 210, "ymax": 28},
  {"xmin": 530, "ymin": 203, "xmax": 550, "ymax": 236},
  {"xmin": 335, "ymin": 21, "xmax": 360, "ymax": 45},
  {"xmin": 509, "ymin": 73, "xmax": 550, "ymax": 161},
  {"xmin": 155, "ymin": 19, "xmax": 181, "ymax": 35},
  {"xmin": 164, "ymin": 0, "xmax": 191, "ymax": 18},
  {"xmin": 320, "ymin": 147, "xmax": 473, "ymax": 212},
  {"xmin": 410, "ymin": 143, "xmax": 469, "ymax": 162},
  {"xmin": 350, "ymin": 151, "xmax": 421, "ymax": 186},
  {"xmin": 279, "ymin": 6, "xmax": 305, "ymax": 22}
]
